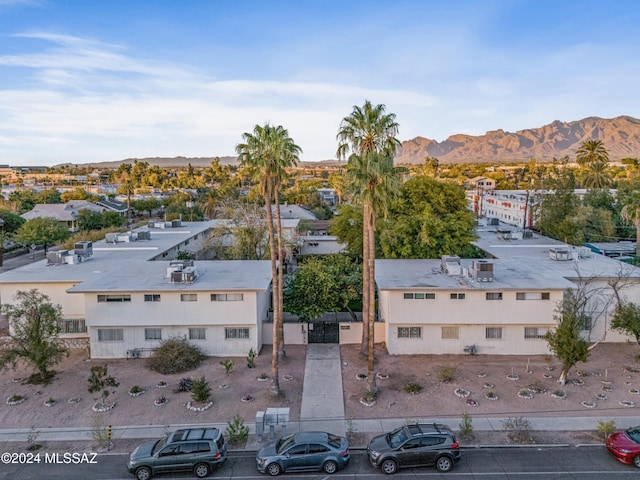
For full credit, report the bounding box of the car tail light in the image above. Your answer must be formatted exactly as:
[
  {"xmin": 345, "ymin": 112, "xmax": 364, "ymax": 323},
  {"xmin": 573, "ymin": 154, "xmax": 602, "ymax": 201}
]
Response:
[
  {"xmin": 340, "ymin": 449, "xmax": 349, "ymax": 457},
  {"xmin": 214, "ymin": 452, "xmax": 221, "ymax": 459},
  {"xmin": 451, "ymin": 442, "xmax": 459, "ymax": 449}
]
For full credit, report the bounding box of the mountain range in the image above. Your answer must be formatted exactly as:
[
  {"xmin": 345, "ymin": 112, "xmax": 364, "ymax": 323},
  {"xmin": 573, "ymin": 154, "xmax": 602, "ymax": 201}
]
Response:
[
  {"xmin": 395, "ymin": 115, "xmax": 640, "ymax": 164},
  {"xmin": 70, "ymin": 115, "xmax": 640, "ymax": 169}
]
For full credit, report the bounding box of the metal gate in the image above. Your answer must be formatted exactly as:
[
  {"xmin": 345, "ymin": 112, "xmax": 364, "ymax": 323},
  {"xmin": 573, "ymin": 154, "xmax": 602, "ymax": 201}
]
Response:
[{"xmin": 307, "ymin": 321, "xmax": 339, "ymax": 344}]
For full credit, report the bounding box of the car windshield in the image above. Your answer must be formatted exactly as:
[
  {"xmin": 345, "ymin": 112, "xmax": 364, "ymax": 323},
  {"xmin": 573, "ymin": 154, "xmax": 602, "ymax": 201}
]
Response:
[
  {"xmin": 151, "ymin": 436, "xmax": 168, "ymax": 456},
  {"xmin": 387, "ymin": 427, "xmax": 408, "ymax": 448},
  {"xmin": 626, "ymin": 427, "xmax": 640, "ymax": 443},
  {"xmin": 276, "ymin": 434, "xmax": 296, "ymax": 454}
]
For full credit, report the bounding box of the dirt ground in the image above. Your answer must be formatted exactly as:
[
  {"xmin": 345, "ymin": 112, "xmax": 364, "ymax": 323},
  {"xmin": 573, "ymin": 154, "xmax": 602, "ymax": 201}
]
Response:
[{"xmin": 2, "ymin": 342, "xmax": 640, "ymax": 450}]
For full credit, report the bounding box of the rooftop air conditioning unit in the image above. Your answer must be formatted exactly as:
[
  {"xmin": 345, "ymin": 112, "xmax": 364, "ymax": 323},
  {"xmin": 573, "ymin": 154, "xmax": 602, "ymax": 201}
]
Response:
[
  {"xmin": 549, "ymin": 247, "xmax": 573, "ymax": 261},
  {"xmin": 74, "ymin": 241, "xmax": 93, "ymax": 257},
  {"xmin": 487, "ymin": 217, "xmax": 499, "ymax": 226},
  {"xmin": 105, "ymin": 233, "xmax": 119, "ymax": 244},
  {"xmin": 471, "ymin": 259, "xmax": 494, "ymax": 282},
  {"xmin": 46, "ymin": 250, "xmax": 69, "ymax": 265},
  {"xmin": 137, "ymin": 230, "xmax": 151, "ymax": 240},
  {"xmin": 171, "ymin": 266, "xmax": 198, "ymax": 283},
  {"xmin": 171, "ymin": 219, "xmax": 182, "ymax": 228}
]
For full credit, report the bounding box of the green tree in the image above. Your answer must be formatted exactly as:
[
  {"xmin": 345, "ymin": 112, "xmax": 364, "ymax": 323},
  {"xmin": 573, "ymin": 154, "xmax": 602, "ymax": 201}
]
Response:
[
  {"xmin": 205, "ymin": 201, "xmax": 268, "ymax": 260},
  {"xmin": 337, "ymin": 100, "xmax": 400, "ymax": 394},
  {"xmin": 620, "ymin": 190, "xmax": 640, "ymax": 256},
  {"xmin": 0, "ymin": 210, "xmax": 26, "ymax": 233},
  {"xmin": 0, "ymin": 289, "xmax": 69, "ymax": 383},
  {"xmin": 87, "ymin": 365, "xmax": 119, "ymax": 408},
  {"xmin": 544, "ymin": 289, "xmax": 590, "ymax": 385},
  {"xmin": 534, "ymin": 169, "xmax": 581, "ymax": 243},
  {"xmin": 611, "ymin": 302, "xmax": 640, "ymax": 345},
  {"xmin": 379, "ymin": 176, "xmax": 477, "ymax": 258},
  {"xmin": 236, "ymin": 123, "xmax": 302, "ymax": 396},
  {"xmin": 576, "ymin": 139, "xmax": 610, "ymax": 168},
  {"xmin": 581, "ymin": 160, "xmax": 612, "ymax": 189},
  {"xmin": 328, "ymin": 204, "xmax": 363, "ymax": 258},
  {"xmin": 131, "ymin": 197, "xmax": 161, "ymax": 218},
  {"xmin": 14, "ymin": 217, "xmax": 70, "ymax": 253}
]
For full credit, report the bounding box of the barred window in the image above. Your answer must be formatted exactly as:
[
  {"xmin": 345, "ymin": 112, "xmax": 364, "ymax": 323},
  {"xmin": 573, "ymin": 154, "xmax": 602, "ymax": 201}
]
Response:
[
  {"xmin": 211, "ymin": 293, "xmax": 244, "ymax": 301},
  {"xmin": 441, "ymin": 326, "xmax": 459, "ymax": 339},
  {"xmin": 97, "ymin": 294, "xmax": 131, "ymax": 303},
  {"xmin": 398, "ymin": 327, "xmax": 422, "ymax": 339},
  {"xmin": 450, "ymin": 293, "xmax": 466, "ymax": 300},
  {"xmin": 524, "ymin": 327, "xmax": 549, "ymax": 339},
  {"xmin": 225, "ymin": 327, "xmax": 249, "ymax": 339},
  {"xmin": 145, "ymin": 328, "xmax": 162, "ymax": 341},
  {"xmin": 189, "ymin": 328, "xmax": 206, "ymax": 340},
  {"xmin": 144, "ymin": 294, "xmax": 161, "ymax": 302},
  {"xmin": 97, "ymin": 328, "xmax": 123, "ymax": 341},
  {"xmin": 181, "ymin": 294, "xmax": 198, "ymax": 302},
  {"xmin": 516, "ymin": 292, "xmax": 550, "ymax": 300},
  {"xmin": 486, "ymin": 292, "xmax": 503, "ymax": 300},
  {"xmin": 485, "ymin": 327, "xmax": 503, "ymax": 340},
  {"xmin": 57, "ymin": 319, "xmax": 87, "ymax": 334}
]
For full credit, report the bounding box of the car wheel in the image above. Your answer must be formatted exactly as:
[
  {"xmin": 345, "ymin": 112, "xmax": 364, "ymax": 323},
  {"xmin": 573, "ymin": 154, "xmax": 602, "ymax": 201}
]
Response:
[
  {"xmin": 381, "ymin": 458, "xmax": 398, "ymax": 475},
  {"xmin": 634, "ymin": 455, "xmax": 640, "ymax": 468},
  {"xmin": 323, "ymin": 460, "xmax": 338, "ymax": 474},
  {"xmin": 266, "ymin": 462, "xmax": 282, "ymax": 476},
  {"xmin": 135, "ymin": 466, "xmax": 152, "ymax": 480},
  {"xmin": 193, "ymin": 462, "xmax": 210, "ymax": 478},
  {"xmin": 436, "ymin": 456, "xmax": 453, "ymax": 472}
]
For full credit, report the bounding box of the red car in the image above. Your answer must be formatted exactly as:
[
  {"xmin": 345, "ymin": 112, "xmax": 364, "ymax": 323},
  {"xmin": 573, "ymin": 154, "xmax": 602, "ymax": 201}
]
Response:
[{"xmin": 606, "ymin": 426, "xmax": 640, "ymax": 467}]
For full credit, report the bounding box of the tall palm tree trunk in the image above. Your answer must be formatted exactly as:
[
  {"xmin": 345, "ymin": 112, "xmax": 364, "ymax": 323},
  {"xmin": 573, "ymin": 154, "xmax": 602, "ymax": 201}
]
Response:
[
  {"xmin": 274, "ymin": 191, "xmax": 286, "ymax": 360},
  {"xmin": 366, "ymin": 207, "xmax": 377, "ymax": 394},
  {"xmin": 264, "ymin": 194, "xmax": 280, "ymax": 397},
  {"xmin": 361, "ymin": 202, "xmax": 371, "ymax": 356}
]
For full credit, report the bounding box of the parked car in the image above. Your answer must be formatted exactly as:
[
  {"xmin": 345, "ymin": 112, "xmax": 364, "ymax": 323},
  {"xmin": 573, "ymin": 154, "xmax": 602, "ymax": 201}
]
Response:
[
  {"xmin": 367, "ymin": 423, "xmax": 460, "ymax": 474},
  {"xmin": 606, "ymin": 426, "xmax": 640, "ymax": 467},
  {"xmin": 256, "ymin": 431, "xmax": 350, "ymax": 476},
  {"xmin": 127, "ymin": 427, "xmax": 227, "ymax": 480}
]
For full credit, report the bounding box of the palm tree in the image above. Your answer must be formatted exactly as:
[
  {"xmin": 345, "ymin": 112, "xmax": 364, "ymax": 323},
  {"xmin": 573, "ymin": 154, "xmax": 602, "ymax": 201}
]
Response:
[
  {"xmin": 236, "ymin": 123, "xmax": 301, "ymax": 396},
  {"xmin": 576, "ymin": 139, "xmax": 609, "ymax": 167},
  {"xmin": 581, "ymin": 160, "xmax": 612, "ymax": 189},
  {"xmin": 337, "ymin": 100, "xmax": 400, "ymax": 394},
  {"xmin": 620, "ymin": 191, "xmax": 640, "ymax": 256}
]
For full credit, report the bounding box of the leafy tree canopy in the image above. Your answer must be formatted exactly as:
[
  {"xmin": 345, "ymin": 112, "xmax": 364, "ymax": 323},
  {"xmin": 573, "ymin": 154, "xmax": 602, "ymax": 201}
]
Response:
[{"xmin": 14, "ymin": 217, "xmax": 70, "ymax": 252}]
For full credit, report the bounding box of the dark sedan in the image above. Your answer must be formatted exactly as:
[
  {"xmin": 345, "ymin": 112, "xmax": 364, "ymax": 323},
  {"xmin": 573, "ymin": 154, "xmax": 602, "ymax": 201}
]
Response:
[
  {"xmin": 256, "ymin": 431, "xmax": 350, "ymax": 476},
  {"xmin": 606, "ymin": 426, "xmax": 640, "ymax": 467}
]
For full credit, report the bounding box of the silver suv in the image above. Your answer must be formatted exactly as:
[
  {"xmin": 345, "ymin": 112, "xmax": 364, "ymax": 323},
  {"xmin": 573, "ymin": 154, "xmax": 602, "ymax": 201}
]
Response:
[
  {"xmin": 367, "ymin": 423, "xmax": 460, "ymax": 474},
  {"xmin": 127, "ymin": 427, "xmax": 227, "ymax": 480}
]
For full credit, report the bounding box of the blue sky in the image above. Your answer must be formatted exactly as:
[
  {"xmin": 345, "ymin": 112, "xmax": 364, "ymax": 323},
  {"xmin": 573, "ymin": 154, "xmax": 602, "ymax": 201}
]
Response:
[{"xmin": 1, "ymin": 0, "xmax": 639, "ymax": 166}]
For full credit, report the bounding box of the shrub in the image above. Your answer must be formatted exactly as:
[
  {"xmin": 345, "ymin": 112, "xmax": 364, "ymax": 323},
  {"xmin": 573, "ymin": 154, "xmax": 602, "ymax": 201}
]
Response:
[
  {"xmin": 597, "ymin": 419, "xmax": 616, "ymax": 440},
  {"xmin": 247, "ymin": 348, "xmax": 256, "ymax": 368},
  {"xmin": 220, "ymin": 359, "xmax": 234, "ymax": 376},
  {"xmin": 459, "ymin": 412, "xmax": 473, "ymax": 440},
  {"xmin": 130, "ymin": 385, "xmax": 141, "ymax": 394},
  {"xmin": 173, "ymin": 377, "xmax": 193, "ymax": 393},
  {"xmin": 404, "ymin": 382, "xmax": 422, "ymax": 394},
  {"xmin": 502, "ymin": 417, "xmax": 533, "ymax": 444},
  {"xmin": 438, "ymin": 365, "xmax": 456, "ymax": 383},
  {"xmin": 226, "ymin": 414, "xmax": 249, "ymax": 444},
  {"xmin": 191, "ymin": 377, "xmax": 212, "ymax": 403},
  {"xmin": 147, "ymin": 338, "xmax": 205, "ymax": 374},
  {"xmin": 363, "ymin": 389, "xmax": 377, "ymax": 402}
]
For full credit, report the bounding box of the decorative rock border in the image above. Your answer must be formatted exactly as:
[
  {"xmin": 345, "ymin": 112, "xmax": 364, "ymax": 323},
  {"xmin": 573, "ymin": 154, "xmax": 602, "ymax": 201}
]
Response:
[
  {"xmin": 6, "ymin": 395, "xmax": 26, "ymax": 406},
  {"xmin": 257, "ymin": 375, "xmax": 270, "ymax": 382},
  {"xmin": 241, "ymin": 394, "xmax": 254, "ymax": 403},
  {"xmin": 518, "ymin": 389, "xmax": 533, "ymax": 399},
  {"xmin": 482, "ymin": 383, "xmax": 494, "ymax": 389},
  {"xmin": 477, "ymin": 373, "xmax": 487, "ymax": 378},
  {"xmin": 129, "ymin": 388, "xmax": 146, "ymax": 397},
  {"xmin": 506, "ymin": 374, "xmax": 520, "ymax": 381},
  {"xmin": 93, "ymin": 401, "xmax": 116, "ymax": 412},
  {"xmin": 376, "ymin": 372, "xmax": 389, "ymax": 380},
  {"xmin": 596, "ymin": 393, "xmax": 608, "ymax": 401},
  {"xmin": 454, "ymin": 387, "xmax": 470, "ymax": 398},
  {"xmin": 571, "ymin": 378, "xmax": 585, "ymax": 386},
  {"xmin": 156, "ymin": 382, "xmax": 168, "ymax": 388},
  {"xmin": 44, "ymin": 399, "xmax": 58, "ymax": 407},
  {"xmin": 543, "ymin": 373, "xmax": 553, "ymax": 379},
  {"xmin": 154, "ymin": 396, "xmax": 167, "ymax": 407},
  {"xmin": 218, "ymin": 384, "xmax": 229, "ymax": 389},
  {"xmin": 355, "ymin": 373, "xmax": 367, "ymax": 381},
  {"xmin": 581, "ymin": 401, "xmax": 596, "ymax": 408},
  {"xmin": 551, "ymin": 390, "xmax": 566, "ymax": 399},
  {"xmin": 68, "ymin": 398, "xmax": 80, "ymax": 404},
  {"xmin": 629, "ymin": 388, "xmax": 640, "ymax": 395},
  {"xmin": 283, "ymin": 374, "xmax": 294, "ymax": 381},
  {"xmin": 185, "ymin": 401, "xmax": 213, "ymax": 412},
  {"xmin": 359, "ymin": 397, "xmax": 376, "ymax": 407},
  {"xmin": 466, "ymin": 399, "xmax": 479, "ymax": 407},
  {"xmin": 620, "ymin": 400, "xmax": 635, "ymax": 408},
  {"xmin": 484, "ymin": 392, "xmax": 498, "ymax": 401}
]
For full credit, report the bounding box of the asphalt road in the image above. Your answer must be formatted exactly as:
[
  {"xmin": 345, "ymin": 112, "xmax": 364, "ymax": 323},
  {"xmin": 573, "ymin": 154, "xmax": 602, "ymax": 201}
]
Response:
[{"xmin": 1, "ymin": 447, "xmax": 638, "ymax": 480}]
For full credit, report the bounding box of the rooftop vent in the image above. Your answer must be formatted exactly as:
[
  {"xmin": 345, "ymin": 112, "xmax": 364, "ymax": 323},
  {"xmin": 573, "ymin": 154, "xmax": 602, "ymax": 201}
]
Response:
[
  {"xmin": 170, "ymin": 266, "xmax": 198, "ymax": 283},
  {"xmin": 74, "ymin": 241, "xmax": 93, "ymax": 257},
  {"xmin": 166, "ymin": 259, "xmax": 195, "ymax": 278},
  {"xmin": 441, "ymin": 255, "xmax": 461, "ymax": 275}
]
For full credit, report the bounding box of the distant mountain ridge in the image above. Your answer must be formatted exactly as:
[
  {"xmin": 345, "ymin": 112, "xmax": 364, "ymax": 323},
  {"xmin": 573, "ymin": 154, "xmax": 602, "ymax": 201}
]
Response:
[
  {"xmin": 58, "ymin": 115, "xmax": 640, "ymax": 169},
  {"xmin": 395, "ymin": 115, "xmax": 640, "ymax": 164}
]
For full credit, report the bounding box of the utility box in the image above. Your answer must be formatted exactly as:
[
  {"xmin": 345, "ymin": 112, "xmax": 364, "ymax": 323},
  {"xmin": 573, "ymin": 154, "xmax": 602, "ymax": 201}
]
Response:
[{"xmin": 255, "ymin": 411, "xmax": 265, "ymax": 441}]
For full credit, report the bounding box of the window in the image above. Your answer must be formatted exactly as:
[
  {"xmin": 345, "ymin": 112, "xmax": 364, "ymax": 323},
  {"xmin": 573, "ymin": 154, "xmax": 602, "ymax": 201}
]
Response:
[
  {"xmin": 578, "ymin": 314, "xmax": 592, "ymax": 331},
  {"xmin": 181, "ymin": 294, "xmax": 198, "ymax": 302},
  {"xmin": 189, "ymin": 328, "xmax": 206, "ymax": 340},
  {"xmin": 524, "ymin": 327, "xmax": 549, "ymax": 339},
  {"xmin": 225, "ymin": 327, "xmax": 250, "ymax": 339},
  {"xmin": 145, "ymin": 328, "xmax": 162, "ymax": 341},
  {"xmin": 144, "ymin": 294, "xmax": 161, "ymax": 302},
  {"xmin": 486, "ymin": 292, "xmax": 503, "ymax": 300},
  {"xmin": 97, "ymin": 328, "xmax": 123, "ymax": 341},
  {"xmin": 403, "ymin": 293, "xmax": 435, "ymax": 300},
  {"xmin": 97, "ymin": 294, "xmax": 131, "ymax": 303},
  {"xmin": 485, "ymin": 327, "xmax": 503, "ymax": 340},
  {"xmin": 398, "ymin": 327, "xmax": 422, "ymax": 339},
  {"xmin": 450, "ymin": 293, "xmax": 466, "ymax": 300},
  {"xmin": 516, "ymin": 292, "xmax": 550, "ymax": 300},
  {"xmin": 308, "ymin": 444, "xmax": 329, "ymax": 454},
  {"xmin": 211, "ymin": 293, "xmax": 244, "ymax": 301},
  {"xmin": 57, "ymin": 319, "xmax": 87, "ymax": 334},
  {"xmin": 441, "ymin": 326, "xmax": 459, "ymax": 339}
]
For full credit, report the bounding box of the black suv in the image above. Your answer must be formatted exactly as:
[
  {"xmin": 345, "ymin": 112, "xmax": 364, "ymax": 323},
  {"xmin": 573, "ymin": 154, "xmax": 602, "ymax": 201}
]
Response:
[
  {"xmin": 367, "ymin": 423, "xmax": 460, "ymax": 474},
  {"xmin": 127, "ymin": 427, "xmax": 227, "ymax": 480}
]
